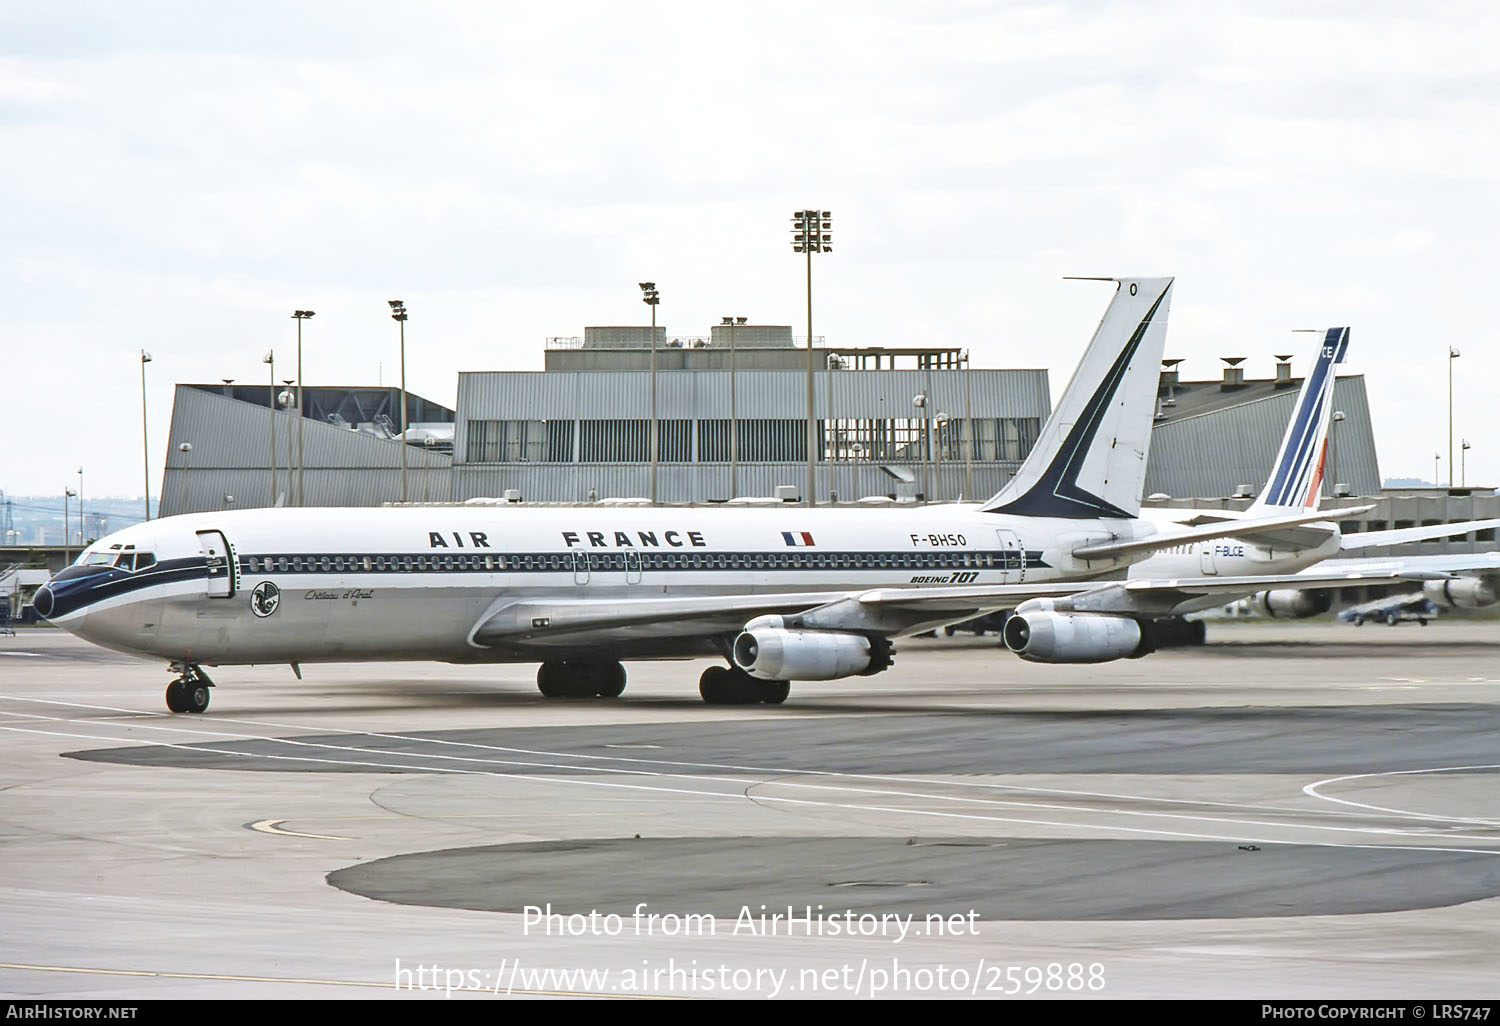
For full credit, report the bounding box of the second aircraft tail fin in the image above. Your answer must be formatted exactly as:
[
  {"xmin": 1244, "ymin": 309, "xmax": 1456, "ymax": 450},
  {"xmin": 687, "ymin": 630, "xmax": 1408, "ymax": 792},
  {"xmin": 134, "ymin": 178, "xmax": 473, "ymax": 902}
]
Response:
[{"xmin": 1248, "ymin": 327, "xmax": 1349, "ymax": 512}]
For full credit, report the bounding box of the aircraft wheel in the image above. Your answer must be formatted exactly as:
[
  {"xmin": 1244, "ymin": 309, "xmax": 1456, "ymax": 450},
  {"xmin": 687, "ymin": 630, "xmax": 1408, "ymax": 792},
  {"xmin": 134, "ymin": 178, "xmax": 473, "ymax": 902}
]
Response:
[
  {"xmin": 759, "ymin": 680, "xmax": 791, "ymax": 705},
  {"xmin": 1385, "ymin": 612, "xmax": 1400, "ymax": 626},
  {"xmin": 1352, "ymin": 616, "xmax": 1364, "ymax": 626},
  {"xmin": 699, "ymin": 666, "xmax": 733, "ymax": 704},
  {"xmin": 596, "ymin": 662, "xmax": 627, "ymax": 698},
  {"xmin": 1186, "ymin": 620, "xmax": 1207, "ymax": 645},
  {"xmin": 183, "ymin": 683, "xmax": 211, "ymax": 714},
  {"xmin": 164, "ymin": 680, "xmax": 189, "ymax": 713},
  {"xmin": 537, "ymin": 662, "xmax": 566, "ymax": 698}
]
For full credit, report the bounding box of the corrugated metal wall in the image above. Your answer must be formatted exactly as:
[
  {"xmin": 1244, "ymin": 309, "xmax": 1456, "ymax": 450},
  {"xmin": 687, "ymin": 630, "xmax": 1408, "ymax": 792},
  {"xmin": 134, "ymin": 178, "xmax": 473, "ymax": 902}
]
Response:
[
  {"xmin": 455, "ymin": 368, "xmax": 1051, "ymax": 427},
  {"xmin": 451, "ymin": 462, "xmax": 1020, "ymax": 505},
  {"xmin": 451, "ymin": 367, "xmax": 1049, "ymax": 503},
  {"xmin": 159, "ymin": 386, "xmax": 451, "ymax": 515},
  {"xmin": 1144, "ymin": 377, "xmax": 1380, "ymax": 500}
]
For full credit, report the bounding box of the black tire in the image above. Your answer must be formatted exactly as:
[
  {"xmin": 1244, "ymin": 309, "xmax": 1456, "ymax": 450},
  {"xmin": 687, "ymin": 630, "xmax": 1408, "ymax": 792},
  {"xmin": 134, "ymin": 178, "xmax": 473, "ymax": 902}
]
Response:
[
  {"xmin": 537, "ymin": 662, "xmax": 565, "ymax": 698},
  {"xmin": 1385, "ymin": 612, "xmax": 1400, "ymax": 626},
  {"xmin": 164, "ymin": 680, "xmax": 188, "ymax": 713},
  {"xmin": 596, "ymin": 662, "xmax": 627, "ymax": 698},
  {"xmin": 759, "ymin": 680, "xmax": 791, "ymax": 705},
  {"xmin": 184, "ymin": 683, "xmax": 210, "ymax": 714},
  {"xmin": 699, "ymin": 665, "xmax": 732, "ymax": 704}
]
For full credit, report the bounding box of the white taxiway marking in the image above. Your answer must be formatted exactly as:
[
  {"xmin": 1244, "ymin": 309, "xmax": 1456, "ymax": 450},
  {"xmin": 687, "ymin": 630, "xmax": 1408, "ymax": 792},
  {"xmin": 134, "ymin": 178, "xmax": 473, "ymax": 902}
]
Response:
[
  {"xmin": 246, "ymin": 818, "xmax": 351, "ymax": 841},
  {"xmin": 1302, "ymin": 765, "xmax": 1500, "ymax": 827}
]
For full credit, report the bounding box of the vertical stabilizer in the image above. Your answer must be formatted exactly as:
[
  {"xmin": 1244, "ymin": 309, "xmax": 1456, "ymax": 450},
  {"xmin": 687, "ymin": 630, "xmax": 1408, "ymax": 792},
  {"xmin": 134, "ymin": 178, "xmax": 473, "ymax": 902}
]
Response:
[
  {"xmin": 980, "ymin": 277, "xmax": 1174, "ymax": 518},
  {"xmin": 1249, "ymin": 327, "xmax": 1349, "ymax": 511}
]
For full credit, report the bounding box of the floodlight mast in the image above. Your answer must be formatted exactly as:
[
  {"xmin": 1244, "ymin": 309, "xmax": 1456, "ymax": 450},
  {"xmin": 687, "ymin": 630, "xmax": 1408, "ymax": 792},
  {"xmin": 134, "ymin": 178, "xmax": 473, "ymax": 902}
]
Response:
[
  {"xmin": 640, "ymin": 283, "xmax": 660, "ymax": 503},
  {"xmin": 291, "ymin": 310, "xmax": 316, "ymax": 506},
  {"xmin": 791, "ymin": 210, "xmax": 831, "ymax": 505},
  {"xmin": 389, "ymin": 301, "xmax": 409, "ymax": 502}
]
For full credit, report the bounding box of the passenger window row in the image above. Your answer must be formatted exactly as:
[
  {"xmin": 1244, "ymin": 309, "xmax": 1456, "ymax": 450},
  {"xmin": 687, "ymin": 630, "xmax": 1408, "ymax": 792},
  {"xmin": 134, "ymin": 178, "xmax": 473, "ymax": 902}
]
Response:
[{"xmin": 235, "ymin": 550, "xmax": 1036, "ymax": 574}]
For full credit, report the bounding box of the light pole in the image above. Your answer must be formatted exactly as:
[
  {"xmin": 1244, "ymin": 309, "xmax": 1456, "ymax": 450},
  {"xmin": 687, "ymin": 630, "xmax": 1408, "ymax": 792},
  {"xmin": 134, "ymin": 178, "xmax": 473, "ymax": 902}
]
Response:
[
  {"xmin": 962, "ymin": 348, "xmax": 973, "ymax": 501},
  {"xmin": 63, "ymin": 488, "xmax": 75, "ymax": 562},
  {"xmin": 934, "ymin": 412, "xmax": 949, "ymax": 502},
  {"xmin": 140, "ymin": 350, "xmax": 152, "ymax": 521},
  {"xmin": 76, "ymin": 467, "xmax": 84, "ymax": 545},
  {"xmin": 1448, "ymin": 346, "xmax": 1460, "ymax": 488},
  {"xmin": 292, "ymin": 310, "xmax": 315, "ymax": 506},
  {"xmin": 722, "ymin": 316, "xmax": 746, "ymax": 498},
  {"xmin": 1434, "ymin": 452, "xmax": 1441, "ymax": 488},
  {"xmin": 179, "ymin": 442, "xmax": 193, "ymax": 515},
  {"xmin": 279, "ymin": 382, "xmax": 296, "ymax": 504},
  {"xmin": 264, "ymin": 350, "xmax": 276, "ymax": 507},
  {"xmin": 1328, "ymin": 410, "xmax": 1345, "ymax": 497},
  {"xmin": 1461, "ymin": 439, "xmax": 1471, "ymax": 487},
  {"xmin": 640, "ymin": 283, "xmax": 660, "ymax": 503},
  {"xmin": 389, "ymin": 301, "xmax": 408, "ymax": 502},
  {"xmin": 791, "ymin": 209, "xmax": 831, "ymax": 505},
  {"xmin": 826, "ymin": 352, "xmax": 840, "ymax": 501},
  {"xmin": 913, "ymin": 392, "xmax": 930, "ymax": 500}
]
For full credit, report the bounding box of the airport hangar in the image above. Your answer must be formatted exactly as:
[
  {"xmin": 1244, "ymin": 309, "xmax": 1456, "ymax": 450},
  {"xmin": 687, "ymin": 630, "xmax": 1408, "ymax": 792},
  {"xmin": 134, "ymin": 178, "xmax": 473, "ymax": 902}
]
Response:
[{"xmin": 153, "ymin": 324, "xmax": 1497, "ymax": 607}]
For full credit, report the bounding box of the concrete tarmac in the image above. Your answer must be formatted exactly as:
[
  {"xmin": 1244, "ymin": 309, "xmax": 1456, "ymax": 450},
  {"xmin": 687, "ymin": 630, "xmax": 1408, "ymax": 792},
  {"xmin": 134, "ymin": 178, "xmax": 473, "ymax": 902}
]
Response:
[{"xmin": 1, "ymin": 620, "xmax": 1498, "ymax": 1000}]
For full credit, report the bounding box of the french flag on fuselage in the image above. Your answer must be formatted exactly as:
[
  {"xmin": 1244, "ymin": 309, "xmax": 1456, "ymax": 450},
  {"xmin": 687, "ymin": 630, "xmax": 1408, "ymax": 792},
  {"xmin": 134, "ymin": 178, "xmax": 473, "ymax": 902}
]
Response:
[{"xmin": 782, "ymin": 531, "xmax": 816, "ymax": 547}]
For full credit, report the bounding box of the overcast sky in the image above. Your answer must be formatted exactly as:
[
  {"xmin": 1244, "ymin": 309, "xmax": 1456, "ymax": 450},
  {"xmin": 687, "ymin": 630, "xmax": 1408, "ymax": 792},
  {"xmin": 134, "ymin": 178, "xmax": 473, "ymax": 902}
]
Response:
[{"xmin": 6, "ymin": 1, "xmax": 1497, "ymax": 500}]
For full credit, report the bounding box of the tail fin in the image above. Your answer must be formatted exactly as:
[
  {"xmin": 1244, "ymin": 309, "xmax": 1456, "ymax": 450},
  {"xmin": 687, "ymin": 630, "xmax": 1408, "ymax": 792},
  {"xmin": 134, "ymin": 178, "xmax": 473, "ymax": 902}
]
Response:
[
  {"xmin": 1248, "ymin": 327, "xmax": 1349, "ymax": 512},
  {"xmin": 980, "ymin": 277, "xmax": 1174, "ymax": 518}
]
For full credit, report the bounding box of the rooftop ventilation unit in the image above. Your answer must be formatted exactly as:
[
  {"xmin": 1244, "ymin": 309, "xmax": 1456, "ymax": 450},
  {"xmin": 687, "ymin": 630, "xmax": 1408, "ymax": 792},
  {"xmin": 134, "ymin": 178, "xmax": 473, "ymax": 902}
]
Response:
[{"xmin": 1220, "ymin": 357, "xmax": 1246, "ymax": 390}]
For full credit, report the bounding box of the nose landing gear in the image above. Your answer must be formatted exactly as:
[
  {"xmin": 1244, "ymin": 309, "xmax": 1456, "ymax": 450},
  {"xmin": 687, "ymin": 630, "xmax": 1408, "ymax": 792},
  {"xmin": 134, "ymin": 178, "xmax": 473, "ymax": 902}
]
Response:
[{"xmin": 165, "ymin": 663, "xmax": 214, "ymax": 714}]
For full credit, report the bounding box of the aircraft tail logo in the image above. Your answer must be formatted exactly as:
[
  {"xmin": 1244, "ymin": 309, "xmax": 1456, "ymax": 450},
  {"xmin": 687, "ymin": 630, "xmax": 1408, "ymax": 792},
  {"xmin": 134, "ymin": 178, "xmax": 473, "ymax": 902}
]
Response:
[{"xmin": 1251, "ymin": 327, "xmax": 1349, "ymax": 511}]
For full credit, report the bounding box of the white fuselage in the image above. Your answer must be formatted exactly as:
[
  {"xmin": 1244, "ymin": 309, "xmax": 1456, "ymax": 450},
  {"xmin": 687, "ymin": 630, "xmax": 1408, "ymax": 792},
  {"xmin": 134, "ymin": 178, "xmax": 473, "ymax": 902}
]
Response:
[
  {"xmin": 1128, "ymin": 506, "xmax": 1341, "ymax": 612},
  {"xmin": 45, "ymin": 504, "xmax": 1165, "ymax": 666}
]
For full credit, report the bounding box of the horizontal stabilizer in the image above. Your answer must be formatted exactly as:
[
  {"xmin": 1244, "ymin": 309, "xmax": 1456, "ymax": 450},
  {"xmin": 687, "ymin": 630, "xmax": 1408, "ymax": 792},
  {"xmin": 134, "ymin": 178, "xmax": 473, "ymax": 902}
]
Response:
[{"xmin": 1070, "ymin": 505, "xmax": 1375, "ymax": 561}]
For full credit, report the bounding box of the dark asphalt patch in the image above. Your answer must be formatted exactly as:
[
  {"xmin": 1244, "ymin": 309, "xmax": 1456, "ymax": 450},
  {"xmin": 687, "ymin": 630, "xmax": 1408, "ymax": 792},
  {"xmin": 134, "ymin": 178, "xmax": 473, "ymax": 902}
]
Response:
[
  {"xmin": 63, "ymin": 704, "xmax": 1500, "ymax": 776},
  {"xmin": 327, "ymin": 835, "xmax": 1500, "ymax": 920}
]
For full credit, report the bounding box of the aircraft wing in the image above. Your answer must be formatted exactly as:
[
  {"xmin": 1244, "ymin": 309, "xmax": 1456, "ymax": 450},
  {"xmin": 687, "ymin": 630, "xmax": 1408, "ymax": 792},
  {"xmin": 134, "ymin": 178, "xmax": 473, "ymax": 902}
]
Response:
[
  {"xmin": 468, "ymin": 591, "xmax": 844, "ymax": 646},
  {"xmin": 1070, "ymin": 505, "xmax": 1375, "ymax": 560},
  {"xmin": 1301, "ymin": 550, "xmax": 1500, "ymax": 579},
  {"xmin": 849, "ymin": 568, "xmax": 1407, "ymax": 621},
  {"xmin": 468, "ymin": 567, "xmax": 1410, "ymax": 650},
  {"xmin": 1339, "ymin": 518, "xmax": 1500, "ymax": 551}
]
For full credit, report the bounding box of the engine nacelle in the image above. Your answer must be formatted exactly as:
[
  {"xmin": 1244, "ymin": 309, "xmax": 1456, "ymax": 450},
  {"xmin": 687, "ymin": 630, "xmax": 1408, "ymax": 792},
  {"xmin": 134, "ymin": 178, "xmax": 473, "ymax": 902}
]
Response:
[
  {"xmin": 1424, "ymin": 577, "xmax": 1498, "ymax": 609},
  {"xmin": 1252, "ymin": 589, "xmax": 1333, "ymax": 619},
  {"xmin": 1002, "ymin": 611, "xmax": 1145, "ymax": 663},
  {"xmin": 732, "ymin": 628, "xmax": 888, "ymax": 681}
]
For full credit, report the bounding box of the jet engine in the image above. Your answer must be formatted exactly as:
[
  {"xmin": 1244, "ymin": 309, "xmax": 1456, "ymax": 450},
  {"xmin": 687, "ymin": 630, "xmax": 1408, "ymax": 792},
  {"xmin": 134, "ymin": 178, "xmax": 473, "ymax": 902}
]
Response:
[
  {"xmin": 732, "ymin": 627, "xmax": 890, "ymax": 681},
  {"xmin": 1001, "ymin": 611, "xmax": 1147, "ymax": 663},
  {"xmin": 1423, "ymin": 577, "xmax": 1498, "ymax": 609},
  {"xmin": 1251, "ymin": 589, "xmax": 1334, "ymax": 619}
]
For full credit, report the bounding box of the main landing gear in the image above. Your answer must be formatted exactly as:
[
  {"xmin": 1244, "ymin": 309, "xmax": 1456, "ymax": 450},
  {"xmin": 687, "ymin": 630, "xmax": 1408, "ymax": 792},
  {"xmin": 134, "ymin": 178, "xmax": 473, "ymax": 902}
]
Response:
[
  {"xmin": 164, "ymin": 663, "xmax": 213, "ymax": 714},
  {"xmin": 699, "ymin": 665, "xmax": 790, "ymax": 706},
  {"xmin": 536, "ymin": 659, "xmax": 628, "ymax": 699}
]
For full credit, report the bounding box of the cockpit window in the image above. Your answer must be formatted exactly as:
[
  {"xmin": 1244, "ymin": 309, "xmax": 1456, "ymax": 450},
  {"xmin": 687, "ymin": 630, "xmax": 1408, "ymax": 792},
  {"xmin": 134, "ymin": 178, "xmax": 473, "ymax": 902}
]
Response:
[
  {"xmin": 82, "ymin": 551, "xmax": 121, "ymax": 567},
  {"xmin": 132, "ymin": 552, "xmax": 157, "ymax": 571}
]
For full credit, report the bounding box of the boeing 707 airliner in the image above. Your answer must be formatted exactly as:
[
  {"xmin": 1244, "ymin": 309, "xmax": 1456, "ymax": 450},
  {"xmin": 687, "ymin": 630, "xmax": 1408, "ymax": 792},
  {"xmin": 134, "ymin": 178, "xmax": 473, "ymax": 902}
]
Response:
[{"xmin": 35, "ymin": 277, "xmax": 1395, "ymax": 709}]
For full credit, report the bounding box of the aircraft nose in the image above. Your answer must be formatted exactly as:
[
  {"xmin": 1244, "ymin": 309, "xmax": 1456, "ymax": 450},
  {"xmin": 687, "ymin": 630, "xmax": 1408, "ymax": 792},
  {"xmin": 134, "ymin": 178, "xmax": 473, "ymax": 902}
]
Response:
[{"xmin": 33, "ymin": 584, "xmax": 54, "ymax": 620}]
